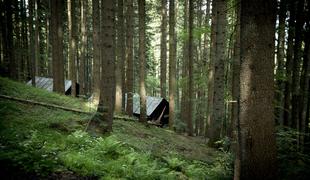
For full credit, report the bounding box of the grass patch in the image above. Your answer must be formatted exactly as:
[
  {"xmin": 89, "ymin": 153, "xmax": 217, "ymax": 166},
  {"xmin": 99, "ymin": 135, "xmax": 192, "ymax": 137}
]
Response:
[{"xmin": 0, "ymin": 77, "xmax": 233, "ymax": 179}]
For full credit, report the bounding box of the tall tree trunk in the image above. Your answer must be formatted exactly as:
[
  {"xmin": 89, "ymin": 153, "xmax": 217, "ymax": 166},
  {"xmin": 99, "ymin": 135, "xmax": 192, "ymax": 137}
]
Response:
[
  {"xmin": 206, "ymin": 0, "xmax": 217, "ymax": 139},
  {"xmin": 204, "ymin": 0, "xmax": 211, "ymax": 137},
  {"xmin": 275, "ymin": 0, "xmax": 287, "ymax": 125},
  {"xmin": 14, "ymin": 0, "xmax": 21, "ymax": 81},
  {"xmin": 5, "ymin": 0, "xmax": 16, "ymax": 80},
  {"xmin": 68, "ymin": 0, "xmax": 77, "ymax": 97},
  {"xmin": 125, "ymin": 0, "xmax": 134, "ymax": 116},
  {"xmin": 169, "ymin": 0, "xmax": 177, "ymax": 130},
  {"xmin": 160, "ymin": 0, "xmax": 167, "ymax": 99},
  {"xmin": 115, "ymin": 0, "xmax": 125, "ymax": 113},
  {"xmin": 79, "ymin": 0, "xmax": 87, "ymax": 96},
  {"xmin": 34, "ymin": 0, "xmax": 39, "ymax": 77},
  {"xmin": 138, "ymin": 0, "xmax": 147, "ymax": 123},
  {"xmin": 232, "ymin": 2, "xmax": 241, "ymax": 179},
  {"xmin": 207, "ymin": 0, "xmax": 227, "ymax": 146},
  {"xmin": 235, "ymin": 0, "xmax": 277, "ymax": 179},
  {"xmin": 92, "ymin": 0, "xmax": 100, "ymax": 101},
  {"xmin": 181, "ymin": 0, "xmax": 189, "ymax": 133},
  {"xmin": 29, "ymin": 0, "xmax": 35, "ymax": 85},
  {"xmin": 300, "ymin": 15, "xmax": 310, "ymax": 152},
  {"xmin": 21, "ymin": 0, "xmax": 29, "ymax": 80},
  {"xmin": 46, "ymin": 0, "xmax": 51, "ymax": 77},
  {"xmin": 51, "ymin": 0, "xmax": 64, "ymax": 93},
  {"xmin": 283, "ymin": 0, "xmax": 296, "ymax": 127},
  {"xmin": 187, "ymin": 0, "xmax": 194, "ymax": 136},
  {"xmin": 291, "ymin": 0, "xmax": 305, "ymax": 131},
  {"xmin": 96, "ymin": 0, "xmax": 116, "ymax": 133}
]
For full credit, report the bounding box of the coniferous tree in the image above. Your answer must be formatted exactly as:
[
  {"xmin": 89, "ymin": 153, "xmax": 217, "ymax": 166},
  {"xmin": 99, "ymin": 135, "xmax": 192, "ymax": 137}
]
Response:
[
  {"xmin": 160, "ymin": 0, "xmax": 167, "ymax": 99},
  {"xmin": 207, "ymin": 0, "xmax": 227, "ymax": 146},
  {"xmin": 93, "ymin": 0, "xmax": 100, "ymax": 101},
  {"xmin": 187, "ymin": 0, "xmax": 194, "ymax": 136},
  {"xmin": 115, "ymin": 0, "xmax": 125, "ymax": 113},
  {"xmin": 139, "ymin": 0, "xmax": 147, "ymax": 123},
  {"xmin": 181, "ymin": 0, "xmax": 189, "ymax": 133},
  {"xmin": 283, "ymin": 0, "xmax": 296, "ymax": 126},
  {"xmin": 169, "ymin": 0, "xmax": 176, "ymax": 130},
  {"xmin": 68, "ymin": 0, "xmax": 77, "ymax": 97},
  {"xmin": 51, "ymin": 0, "xmax": 64, "ymax": 93},
  {"xmin": 95, "ymin": 0, "xmax": 116, "ymax": 133},
  {"xmin": 234, "ymin": 0, "xmax": 277, "ymax": 178},
  {"xmin": 79, "ymin": 0, "xmax": 88, "ymax": 96},
  {"xmin": 126, "ymin": 0, "xmax": 134, "ymax": 116}
]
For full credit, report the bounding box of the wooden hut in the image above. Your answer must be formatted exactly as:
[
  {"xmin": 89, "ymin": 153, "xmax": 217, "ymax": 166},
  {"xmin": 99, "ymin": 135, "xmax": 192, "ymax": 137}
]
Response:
[
  {"xmin": 27, "ymin": 76, "xmax": 79, "ymax": 95},
  {"xmin": 126, "ymin": 94, "xmax": 169, "ymax": 126}
]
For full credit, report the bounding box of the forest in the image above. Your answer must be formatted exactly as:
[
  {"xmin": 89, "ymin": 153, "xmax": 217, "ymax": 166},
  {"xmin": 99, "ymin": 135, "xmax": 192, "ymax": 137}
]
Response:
[{"xmin": 0, "ymin": 0, "xmax": 309, "ymax": 179}]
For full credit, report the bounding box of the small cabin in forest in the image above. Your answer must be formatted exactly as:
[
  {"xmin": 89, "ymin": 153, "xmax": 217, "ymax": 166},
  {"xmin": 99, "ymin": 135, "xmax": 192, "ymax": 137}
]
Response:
[
  {"xmin": 27, "ymin": 76, "xmax": 79, "ymax": 95},
  {"xmin": 126, "ymin": 94, "xmax": 169, "ymax": 126}
]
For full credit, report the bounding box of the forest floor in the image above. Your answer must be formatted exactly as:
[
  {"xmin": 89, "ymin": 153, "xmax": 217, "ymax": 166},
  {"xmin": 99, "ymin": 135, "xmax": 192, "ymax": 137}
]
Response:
[{"xmin": 0, "ymin": 77, "xmax": 232, "ymax": 179}]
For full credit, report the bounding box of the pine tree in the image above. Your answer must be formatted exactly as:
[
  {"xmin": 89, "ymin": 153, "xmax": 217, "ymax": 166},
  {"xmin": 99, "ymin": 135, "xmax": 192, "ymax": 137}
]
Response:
[
  {"xmin": 235, "ymin": 0, "xmax": 277, "ymax": 178},
  {"xmin": 126, "ymin": 0, "xmax": 134, "ymax": 116},
  {"xmin": 51, "ymin": 0, "xmax": 64, "ymax": 93},
  {"xmin": 115, "ymin": 0, "xmax": 125, "ymax": 113},
  {"xmin": 160, "ymin": 0, "xmax": 167, "ymax": 99},
  {"xmin": 95, "ymin": 0, "xmax": 116, "ymax": 133}
]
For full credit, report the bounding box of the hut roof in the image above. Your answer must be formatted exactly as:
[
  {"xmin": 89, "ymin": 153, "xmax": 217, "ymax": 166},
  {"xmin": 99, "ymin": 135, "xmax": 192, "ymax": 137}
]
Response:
[
  {"xmin": 27, "ymin": 76, "xmax": 72, "ymax": 92},
  {"xmin": 125, "ymin": 94, "xmax": 167, "ymax": 116}
]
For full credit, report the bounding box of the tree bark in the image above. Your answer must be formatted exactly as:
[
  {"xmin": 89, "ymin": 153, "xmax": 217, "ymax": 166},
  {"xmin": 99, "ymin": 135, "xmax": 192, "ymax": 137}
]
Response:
[
  {"xmin": 68, "ymin": 0, "xmax": 77, "ymax": 97},
  {"xmin": 300, "ymin": 15, "xmax": 310, "ymax": 151},
  {"xmin": 138, "ymin": 0, "xmax": 147, "ymax": 123},
  {"xmin": 169, "ymin": 0, "xmax": 176, "ymax": 130},
  {"xmin": 96, "ymin": 0, "xmax": 116, "ymax": 133},
  {"xmin": 187, "ymin": 0, "xmax": 194, "ymax": 136},
  {"xmin": 291, "ymin": 0, "xmax": 305, "ymax": 131},
  {"xmin": 79, "ymin": 0, "xmax": 88, "ymax": 96},
  {"xmin": 235, "ymin": 0, "xmax": 277, "ymax": 179},
  {"xmin": 283, "ymin": 0, "xmax": 296, "ymax": 127},
  {"xmin": 92, "ymin": 0, "xmax": 100, "ymax": 101},
  {"xmin": 115, "ymin": 0, "xmax": 125, "ymax": 113},
  {"xmin": 125, "ymin": 0, "xmax": 134, "ymax": 116},
  {"xmin": 160, "ymin": 0, "xmax": 167, "ymax": 99},
  {"xmin": 275, "ymin": 0, "xmax": 287, "ymax": 125},
  {"xmin": 34, "ymin": 0, "xmax": 39, "ymax": 77},
  {"xmin": 208, "ymin": 0, "xmax": 227, "ymax": 146},
  {"xmin": 181, "ymin": 0, "xmax": 189, "ymax": 133},
  {"xmin": 51, "ymin": 0, "xmax": 64, "ymax": 93}
]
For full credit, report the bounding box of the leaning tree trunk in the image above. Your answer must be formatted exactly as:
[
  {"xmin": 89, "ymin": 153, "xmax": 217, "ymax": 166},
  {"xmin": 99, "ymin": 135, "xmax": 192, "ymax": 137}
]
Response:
[
  {"xmin": 234, "ymin": 0, "xmax": 277, "ymax": 179},
  {"xmin": 51, "ymin": 0, "xmax": 64, "ymax": 93}
]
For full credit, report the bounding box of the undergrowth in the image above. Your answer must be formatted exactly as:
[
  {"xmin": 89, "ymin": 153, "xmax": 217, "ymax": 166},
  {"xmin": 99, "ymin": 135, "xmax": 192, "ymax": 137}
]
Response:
[
  {"xmin": 276, "ymin": 127, "xmax": 310, "ymax": 180},
  {"xmin": 0, "ymin": 77, "xmax": 233, "ymax": 179}
]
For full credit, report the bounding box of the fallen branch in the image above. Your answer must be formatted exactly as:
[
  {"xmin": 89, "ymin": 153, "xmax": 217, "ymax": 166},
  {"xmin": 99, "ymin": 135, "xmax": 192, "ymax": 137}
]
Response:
[
  {"xmin": 0, "ymin": 94, "xmax": 137, "ymax": 122},
  {"xmin": 0, "ymin": 94, "xmax": 91, "ymax": 114}
]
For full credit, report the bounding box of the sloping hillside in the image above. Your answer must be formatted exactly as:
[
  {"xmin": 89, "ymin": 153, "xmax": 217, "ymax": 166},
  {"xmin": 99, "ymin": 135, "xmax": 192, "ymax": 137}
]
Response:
[{"xmin": 0, "ymin": 77, "xmax": 233, "ymax": 179}]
